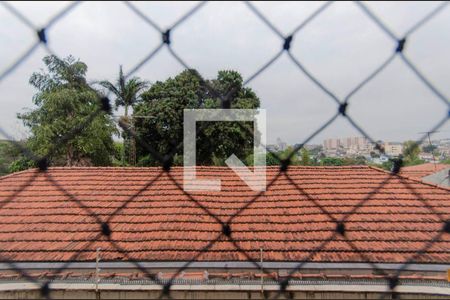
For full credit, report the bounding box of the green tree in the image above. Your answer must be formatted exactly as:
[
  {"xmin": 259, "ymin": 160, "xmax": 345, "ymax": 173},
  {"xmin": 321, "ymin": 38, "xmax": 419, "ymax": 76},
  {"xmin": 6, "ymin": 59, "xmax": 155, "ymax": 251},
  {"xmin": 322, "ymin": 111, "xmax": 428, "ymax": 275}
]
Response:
[
  {"xmin": 111, "ymin": 141, "xmax": 126, "ymax": 166},
  {"xmin": 133, "ymin": 70, "xmax": 260, "ymax": 166},
  {"xmin": 99, "ymin": 66, "xmax": 148, "ymax": 166},
  {"xmin": 342, "ymin": 156, "xmax": 366, "ymax": 165},
  {"xmin": 8, "ymin": 156, "xmax": 36, "ymax": 173},
  {"xmin": 402, "ymin": 140, "xmax": 423, "ymax": 166},
  {"xmin": 0, "ymin": 141, "xmax": 26, "ymax": 175},
  {"xmin": 266, "ymin": 152, "xmax": 281, "ymax": 166},
  {"xmin": 99, "ymin": 66, "xmax": 149, "ymax": 117},
  {"xmin": 273, "ymin": 147, "xmax": 300, "ymax": 166},
  {"xmin": 370, "ymin": 151, "xmax": 380, "ymax": 158},
  {"xmin": 299, "ymin": 148, "xmax": 310, "ymax": 166},
  {"xmin": 380, "ymin": 160, "xmax": 394, "ymax": 171},
  {"xmin": 245, "ymin": 152, "xmax": 280, "ymax": 166},
  {"xmin": 320, "ymin": 157, "xmax": 344, "ymax": 166},
  {"xmin": 17, "ymin": 55, "xmax": 116, "ymax": 167},
  {"xmin": 307, "ymin": 145, "xmax": 322, "ymax": 157}
]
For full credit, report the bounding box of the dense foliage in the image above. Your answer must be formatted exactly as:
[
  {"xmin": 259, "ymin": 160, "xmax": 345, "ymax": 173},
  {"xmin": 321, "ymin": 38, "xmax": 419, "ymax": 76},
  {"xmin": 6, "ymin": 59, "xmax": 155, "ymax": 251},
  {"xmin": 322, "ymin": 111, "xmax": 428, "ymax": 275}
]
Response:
[
  {"xmin": 133, "ymin": 70, "xmax": 260, "ymax": 166},
  {"xmin": 16, "ymin": 55, "xmax": 116, "ymax": 168},
  {"xmin": 5, "ymin": 56, "xmax": 445, "ymax": 175},
  {"xmin": 98, "ymin": 66, "xmax": 148, "ymax": 165}
]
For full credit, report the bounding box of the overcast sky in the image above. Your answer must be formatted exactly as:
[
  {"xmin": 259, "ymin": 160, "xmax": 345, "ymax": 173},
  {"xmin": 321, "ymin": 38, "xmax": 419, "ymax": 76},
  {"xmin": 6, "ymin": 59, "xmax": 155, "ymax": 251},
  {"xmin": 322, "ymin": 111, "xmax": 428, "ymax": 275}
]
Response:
[{"xmin": 0, "ymin": 1, "xmax": 449, "ymax": 145}]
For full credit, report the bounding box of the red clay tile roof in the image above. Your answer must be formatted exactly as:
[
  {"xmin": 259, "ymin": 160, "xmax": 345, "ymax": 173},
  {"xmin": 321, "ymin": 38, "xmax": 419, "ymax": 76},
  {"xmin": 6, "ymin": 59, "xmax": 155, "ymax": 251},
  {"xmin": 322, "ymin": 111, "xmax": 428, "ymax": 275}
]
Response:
[
  {"xmin": 399, "ymin": 163, "xmax": 450, "ymax": 179},
  {"xmin": 0, "ymin": 166, "xmax": 448, "ymax": 264}
]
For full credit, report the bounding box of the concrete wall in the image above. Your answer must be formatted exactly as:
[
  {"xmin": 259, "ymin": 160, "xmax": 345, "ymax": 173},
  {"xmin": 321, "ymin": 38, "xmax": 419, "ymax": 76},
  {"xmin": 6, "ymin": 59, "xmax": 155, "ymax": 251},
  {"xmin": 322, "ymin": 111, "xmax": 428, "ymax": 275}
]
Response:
[{"xmin": 0, "ymin": 290, "xmax": 449, "ymax": 300}]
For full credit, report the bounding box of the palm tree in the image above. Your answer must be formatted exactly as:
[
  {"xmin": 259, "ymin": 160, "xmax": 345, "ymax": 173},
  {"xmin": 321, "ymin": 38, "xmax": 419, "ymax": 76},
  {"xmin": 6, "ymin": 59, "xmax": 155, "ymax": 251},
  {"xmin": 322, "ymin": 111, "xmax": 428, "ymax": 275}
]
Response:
[
  {"xmin": 99, "ymin": 66, "xmax": 149, "ymax": 117},
  {"xmin": 99, "ymin": 66, "xmax": 149, "ymax": 165}
]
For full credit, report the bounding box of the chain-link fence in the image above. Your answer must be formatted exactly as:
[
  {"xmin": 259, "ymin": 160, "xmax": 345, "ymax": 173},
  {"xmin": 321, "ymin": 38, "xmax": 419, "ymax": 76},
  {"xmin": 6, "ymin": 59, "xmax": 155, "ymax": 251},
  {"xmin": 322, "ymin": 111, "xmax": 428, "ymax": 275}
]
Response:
[{"xmin": 0, "ymin": 1, "xmax": 449, "ymax": 299}]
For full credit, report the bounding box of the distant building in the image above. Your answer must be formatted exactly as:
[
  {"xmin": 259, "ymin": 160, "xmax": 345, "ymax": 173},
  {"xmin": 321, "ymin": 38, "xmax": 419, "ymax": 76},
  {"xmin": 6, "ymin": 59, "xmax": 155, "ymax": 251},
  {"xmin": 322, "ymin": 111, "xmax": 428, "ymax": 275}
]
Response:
[
  {"xmin": 266, "ymin": 144, "xmax": 278, "ymax": 152},
  {"xmin": 353, "ymin": 137, "xmax": 370, "ymax": 150},
  {"xmin": 304, "ymin": 144, "xmax": 321, "ymax": 151},
  {"xmin": 437, "ymin": 140, "xmax": 450, "ymax": 157},
  {"xmin": 419, "ymin": 152, "xmax": 435, "ymax": 162},
  {"xmin": 276, "ymin": 137, "xmax": 287, "ymax": 151},
  {"xmin": 384, "ymin": 142, "xmax": 403, "ymax": 157},
  {"xmin": 323, "ymin": 138, "xmax": 339, "ymax": 150},
  {"xmin": 371, "ymin": 154, "xmax": 389, "ymax": 164},
  {"xmin": 323, "ymin": 136, "xmax": 370, "ymax": 152}
]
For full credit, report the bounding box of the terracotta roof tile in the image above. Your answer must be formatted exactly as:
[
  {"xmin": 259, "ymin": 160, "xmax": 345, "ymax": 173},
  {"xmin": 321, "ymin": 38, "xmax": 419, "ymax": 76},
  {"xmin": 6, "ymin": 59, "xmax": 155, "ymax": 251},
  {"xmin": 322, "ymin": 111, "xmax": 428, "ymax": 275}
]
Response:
[
  {"xmin": 399, "ymin": 163, "xmax": 450, "ymax": 179},
  {"xmin": 0, "ymin": 166, "xmax": 448, "ymax": 263}
]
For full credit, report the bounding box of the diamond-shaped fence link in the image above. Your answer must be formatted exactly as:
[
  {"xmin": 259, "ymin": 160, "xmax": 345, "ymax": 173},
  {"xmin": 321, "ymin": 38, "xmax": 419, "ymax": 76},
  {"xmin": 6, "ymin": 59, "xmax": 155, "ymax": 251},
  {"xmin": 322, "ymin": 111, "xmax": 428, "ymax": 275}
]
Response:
[{"xmin": 0, "ymin": 1, "xmax": 449, "ymax": 299}]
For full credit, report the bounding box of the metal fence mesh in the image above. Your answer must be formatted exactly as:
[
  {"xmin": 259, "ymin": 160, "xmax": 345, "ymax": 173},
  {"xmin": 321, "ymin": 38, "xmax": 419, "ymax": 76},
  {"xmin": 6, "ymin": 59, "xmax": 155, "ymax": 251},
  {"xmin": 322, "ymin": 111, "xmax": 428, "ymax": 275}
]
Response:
[{"xmin": 0, "ymin": 1, "xmax": 449, "ymax": 299}]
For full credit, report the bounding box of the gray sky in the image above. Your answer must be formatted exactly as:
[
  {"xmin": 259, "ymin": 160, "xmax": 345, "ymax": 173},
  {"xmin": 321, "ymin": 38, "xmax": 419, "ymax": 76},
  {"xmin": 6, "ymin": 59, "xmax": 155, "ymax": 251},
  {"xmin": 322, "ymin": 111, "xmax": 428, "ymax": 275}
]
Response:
[{"xmin": 0, "ymin": 1, "xmax": 449, "ymax": 145}]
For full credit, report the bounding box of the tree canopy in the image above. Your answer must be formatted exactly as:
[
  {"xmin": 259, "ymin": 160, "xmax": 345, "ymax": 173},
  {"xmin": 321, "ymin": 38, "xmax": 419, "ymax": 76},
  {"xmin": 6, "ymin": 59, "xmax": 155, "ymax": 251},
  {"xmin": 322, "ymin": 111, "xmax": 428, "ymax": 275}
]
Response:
[
  {"xmin": 133, "ymin": 70, "xmax": 260, "ymax": 166},
  {"xmin": 402, "ymin": 140, "xmax": 424, "ymax": 166},
  {"xmin": 98, "ymin": 66, "xmax": 148, "ymax": 166},
  {"xmin": 9, "ymin": 55, "xmax": 426, "ymax": 173},
  {"xmin": 17, "ymin": 55, "xmax": 116, "ymax": 167},
  {"xmin": 99, "ymin": 65, "xmax": 149, "ymax": 117}
]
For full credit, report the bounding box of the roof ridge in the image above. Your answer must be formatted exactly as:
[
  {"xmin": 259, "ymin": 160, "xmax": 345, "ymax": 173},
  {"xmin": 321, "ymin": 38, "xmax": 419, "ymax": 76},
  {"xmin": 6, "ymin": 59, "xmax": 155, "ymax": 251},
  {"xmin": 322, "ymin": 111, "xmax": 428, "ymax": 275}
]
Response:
[
  {"xmin": 402, "ymin": 162, "xmax": 450, "ymax": 168},
  {"xmin": 367, "ymin": 165, "xmax": 450, "ymax": 192},
  {"xmin": 0, "ymin": 168, "xmax": 38, "ymax": 181},
  {"xmin": 37, "ymin": 165, "xmax": 373, "ymax": 170}
]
